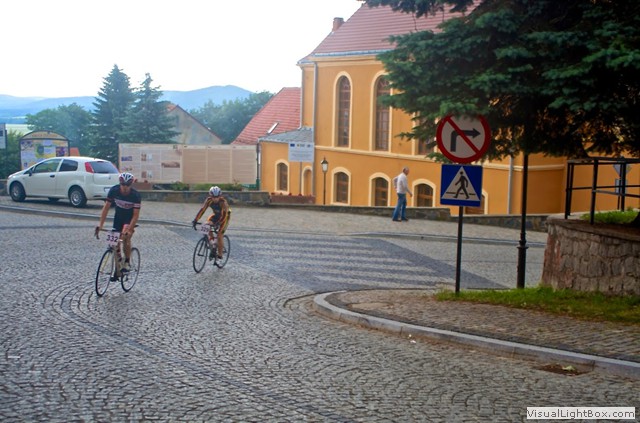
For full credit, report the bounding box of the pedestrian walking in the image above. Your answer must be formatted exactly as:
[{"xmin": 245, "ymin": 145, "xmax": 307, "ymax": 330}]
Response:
[
  {"xmin": 454, "ymin": 170, "xmax": 470, "ymax": 199},
  {"xmin": 392, "ymin": 167, "xmax": 413, "ymax": 222}
]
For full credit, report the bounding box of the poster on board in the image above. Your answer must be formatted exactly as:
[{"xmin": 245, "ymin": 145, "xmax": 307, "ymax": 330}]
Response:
[{"xmin": 20, "ymin": 138, "xmax": 69, "ymax": 169}]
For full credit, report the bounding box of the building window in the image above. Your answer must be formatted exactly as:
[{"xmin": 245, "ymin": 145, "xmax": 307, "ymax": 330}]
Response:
[
  {"xmin": 464, "ymin": 194, "xmax": 486, "ymax": 214},
  {"xmin": 337, "ymin": 76, "xmax": 351, "ymax": 147},
  {"xmin": 374, "ymin": 78, "xmax": 390, "ymax": 151},
  {"xmin": 335, "ymin": 172, "xmax": 349, "ymax": 203},
  {"xmin": 416, "ymin": 117, "xmax": 436, "ymax": 156},
  {"xmin": 277, "ymin": 163, "xmax": 288, "ymax": 192},
  {"xmin": 416, "ymin": 184, "xmax": 434, "ymax": 207},
  {"xmin": 373, "ymin": 178, "xmax": 388, "ymax": 206},
  {"xmin": 417, "ymin": 137, "xmax": 436, "ymax": 156}
]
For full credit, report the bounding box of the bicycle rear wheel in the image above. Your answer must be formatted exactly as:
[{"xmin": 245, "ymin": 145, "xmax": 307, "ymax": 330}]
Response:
[
  {"xmin": 193, "ymin": 237, "xmax": 209, "ymax": 273},
  {"xmin": 121, "ymin": 247, "xmax": 140, "ymax": 292},
  {"xmin": 95, "ymin": 249, "xmax": 114, "ymax": 297},
  {"xmin": 215, "ymin": 235, "xmax": 231, "ymax": 269}
]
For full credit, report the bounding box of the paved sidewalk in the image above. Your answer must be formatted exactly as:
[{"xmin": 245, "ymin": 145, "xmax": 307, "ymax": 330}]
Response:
[
  {"xmin": 1, "ymin": 197, "xmax": 638, "ymax": 378},
  {"xmin": 313, "ymin": 289, "xmax": 640, "ymax": 379}
]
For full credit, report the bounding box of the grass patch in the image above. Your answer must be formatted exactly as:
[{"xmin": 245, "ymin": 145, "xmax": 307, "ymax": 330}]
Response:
[
  {"xmin": 580, "ymin": 209, "xmax": 638, "ymax": 224},
  {"xmin": 435, "ymin": 286, "xmax": 640, "ymax": 324}
]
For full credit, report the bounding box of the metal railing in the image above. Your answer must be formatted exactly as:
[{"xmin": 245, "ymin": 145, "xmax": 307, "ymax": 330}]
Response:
[{"xmin": 564, "ymin": 157, "xmax": 640, "ymax": 224}]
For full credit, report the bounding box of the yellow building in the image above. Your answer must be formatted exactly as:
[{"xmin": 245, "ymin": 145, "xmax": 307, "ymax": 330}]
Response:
[{"xmin": 260, "ymin": 4, "xmax": 639, "ymax": 215}]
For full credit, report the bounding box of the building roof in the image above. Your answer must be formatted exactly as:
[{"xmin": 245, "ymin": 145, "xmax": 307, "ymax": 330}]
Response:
[
  {"xmin": 302, "ymin": 3, "xmax": 474, "ymax": 60},
  {"xmin": 232, "ymin": 87, "xmax": 301, "ymax": 146},
  {"xmin": 259, "ymin": 127, "xmax": 313, "ymax": 144},
  {"xmin": 167, "ymin": 103, "xmax": 223, "ymax": 141}
]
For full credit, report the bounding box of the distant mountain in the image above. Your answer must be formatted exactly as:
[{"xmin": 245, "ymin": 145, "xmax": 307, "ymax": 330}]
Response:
[{"xmin": 0, "ymin": 85, "xmax": 253, "ymax": 123}]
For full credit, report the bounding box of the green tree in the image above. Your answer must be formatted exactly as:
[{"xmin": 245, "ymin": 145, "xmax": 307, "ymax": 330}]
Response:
[
  {"xmin": 25, "ymin": 104, "xmax": 93, "ymax": 155},
  {"xmin": 0, "ymin": 130, "xmax": 21, "ymax": 178},
  {"xmin": 122, "ymin": 73, "xmax": 179, "ymax": 143},
  {"xmin": 364, "ymin": 0, "xmax": 640, "ymax": 159},
  {"xmin": 90, "ymin": 64, "xmax": 134, "ymax": 163},
  {"xmin": 191, "ymin": 91, "xmax": 273, "ymax": 143}
]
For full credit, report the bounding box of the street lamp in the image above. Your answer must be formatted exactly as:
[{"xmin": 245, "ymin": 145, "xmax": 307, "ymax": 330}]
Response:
[
  {"xmin": 255, "ymin": 141, "xmax": 261, "ymax": 190},
  {"xmin": 320, "ymin": 157, "xmax": 328, "ymax": 205}
]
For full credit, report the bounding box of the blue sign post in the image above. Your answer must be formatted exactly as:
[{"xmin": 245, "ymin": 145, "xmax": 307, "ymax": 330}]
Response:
[{"xmin": 439, "ymin": 164, "xmax": 484, "ymax": 294}]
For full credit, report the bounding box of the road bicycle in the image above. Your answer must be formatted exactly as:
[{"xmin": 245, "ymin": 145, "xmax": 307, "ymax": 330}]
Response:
[
  {"xmin": 192, "ymin": 223, "xmax": 230, "ymax": 272},
  {"xmin": 95, "ymin": 228, "xmax": 141, "ymax": 296}
]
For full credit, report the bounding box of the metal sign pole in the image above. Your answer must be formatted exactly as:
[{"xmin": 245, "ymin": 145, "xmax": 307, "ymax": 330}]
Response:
[{"xmin": 455, "ymin": 206, "xmax": 464, "ymax": 294}]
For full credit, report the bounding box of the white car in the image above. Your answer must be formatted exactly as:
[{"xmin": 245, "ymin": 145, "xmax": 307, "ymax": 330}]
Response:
[{"xmin": 7, "ymin": 156, "xmax": 120, "ymax": 207}]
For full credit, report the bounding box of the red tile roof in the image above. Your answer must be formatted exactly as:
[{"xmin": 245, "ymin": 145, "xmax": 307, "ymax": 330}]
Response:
[
  {"xmin": 303, "ymin": 3, "xmax": 475, "ymax": 59},
  {"xmin": 232, "ymin": 87, "xmax": 301, "ymax": 146}
]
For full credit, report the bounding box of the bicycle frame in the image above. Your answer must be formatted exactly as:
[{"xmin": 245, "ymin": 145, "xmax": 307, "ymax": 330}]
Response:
[
  {"xmin": 95, "ymin": 229, "xmax": 140, "ymax": 296},
  {"xmin": 192, "ymin": 223, "xmax": 230, "ymax": 272}
]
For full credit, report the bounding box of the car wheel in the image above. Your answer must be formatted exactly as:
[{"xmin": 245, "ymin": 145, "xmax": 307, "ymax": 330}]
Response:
[
  {"xmin": 9, "ymin": 183, "xmax": 26, "ymax": 202},
  {"xmin": 69, "ymin": 187, "xmax": 87, "ymax": 208}
]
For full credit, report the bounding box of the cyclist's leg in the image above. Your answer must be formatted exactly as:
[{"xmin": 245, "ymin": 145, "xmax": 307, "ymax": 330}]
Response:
[
  {"xmin": 205, "ymin": 215, "xmax": 216, "ymax": 242},
  {"xmin": 206, "ymin": 215, "xmax": 217, "ymax": 258},
  {"xmin": 121, "ymin": 224, "xmax": 134, "ymax": 268},
  {"xmin": 216, "ymin": 213, "xmax": 230, "ymax": 258},
  {"xmin": 111, "ymin": 220, "xmax": 125, "ymax": 273}
]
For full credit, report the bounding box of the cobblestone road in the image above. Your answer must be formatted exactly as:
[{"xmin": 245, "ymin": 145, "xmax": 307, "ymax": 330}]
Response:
[{"xmin": 1, "ymin": 207, "xmax": 638, "ymax": 422}]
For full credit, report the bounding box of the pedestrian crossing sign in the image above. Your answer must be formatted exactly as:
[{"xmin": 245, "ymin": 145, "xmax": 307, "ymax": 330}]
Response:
[{"xmin": 440, "ymin": 164, "xmax": 483, "ymax": 207}]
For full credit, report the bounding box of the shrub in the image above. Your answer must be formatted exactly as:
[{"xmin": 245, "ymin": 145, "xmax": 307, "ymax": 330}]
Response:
[
  {"xmin": 170, "ymin": 182, "xmax": 190, "ymax": 191},
  {"xmin": 580, "ymin": 209, "xmax": 638, "ymax": 225}
]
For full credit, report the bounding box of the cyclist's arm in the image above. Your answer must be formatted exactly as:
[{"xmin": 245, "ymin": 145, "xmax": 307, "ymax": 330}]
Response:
[
  {"xmin": 123, "ymin": 208, "xmax": 140, "ymax": 236},
  {"xmin": 193, "ymin": 198, "xmax": 211, "ymax": 222},
  {"xmin": 97, "ymin": 199, "xmax": 112, "ymax": 231}
]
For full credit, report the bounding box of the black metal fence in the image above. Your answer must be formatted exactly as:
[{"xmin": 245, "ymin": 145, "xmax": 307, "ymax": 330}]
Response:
[{"xmin": 565, "ymin": 157, "xmax": 640, "ymax": 224}]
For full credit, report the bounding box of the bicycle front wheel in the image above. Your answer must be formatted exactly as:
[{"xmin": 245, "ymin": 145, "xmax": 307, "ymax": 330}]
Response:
[
  {"xmin": 121, "ymin": 247, "xmax": 140, "ymax": 292},
  {"xmin": 193, "ymin": 237, "xmax": 209, "ymax": 273},
  {"xmin": 215, "ymin": 235, "xmax": 231, "ymax": 269},
  {"xmin": 95, "ymin": 249, "xmax": 114, "ymax": 297}
]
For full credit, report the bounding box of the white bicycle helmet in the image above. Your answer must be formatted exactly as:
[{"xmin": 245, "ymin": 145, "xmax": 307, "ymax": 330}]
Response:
[
  {"xmin": 209, "ymin": 186, "xmax": 222, "ymax": 197},
  {"xmin": 119, "ymin": 172, "xmax": 135, "ymax": 186}
]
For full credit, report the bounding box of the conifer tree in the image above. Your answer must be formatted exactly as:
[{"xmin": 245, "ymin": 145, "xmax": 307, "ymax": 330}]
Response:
[
  {"xmin": 122, "ymin": 73, "xmax": 178, "ymax": 144},
  {"xmin": 365, "ymin": 0, "xmax": 640, "ymax": 159},
  {"xmin": 89, "ymin": 65, "xmax": 134, "ymax": 163}
]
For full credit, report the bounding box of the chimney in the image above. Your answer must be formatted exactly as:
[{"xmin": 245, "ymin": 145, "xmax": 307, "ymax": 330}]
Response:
[{"xmin": 332, "ymin": 17, "xmax": 344, "ymax": 32}]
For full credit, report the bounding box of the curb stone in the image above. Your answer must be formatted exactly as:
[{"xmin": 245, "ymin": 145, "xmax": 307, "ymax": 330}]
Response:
[{"xmin": 313, "ymin": 291, "xmax": 640, "ymax": 380}]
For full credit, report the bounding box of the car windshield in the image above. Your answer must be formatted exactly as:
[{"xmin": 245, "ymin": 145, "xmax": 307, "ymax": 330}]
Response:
[{"xmin": 89, "ymin": 161, "xmax": 118, "ymax": 174}]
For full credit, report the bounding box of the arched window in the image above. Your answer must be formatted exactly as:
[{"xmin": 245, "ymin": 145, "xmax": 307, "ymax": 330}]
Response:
[
  {"xmin": 374, "ymin": 78, "xmax": 390, "ymax": 151},
  {"xmin": 373, "ymin": 177, "xmax": 388, "ymax": 206},
  {"xmin": 337, "ymin": 77, "xmax": 351, "ymax": 147},
  {"xmin": 302, "ymin": 168, "xmax": 312, "ymax": 195},
  {"xmin": 416, "ymin": 184, "xmax": 434, "ymax": 207},
  {"xmin": 277, "ymin": 163, "xmax": 288, "ymax": 192},
  {"xmin": 335, "ymin": 172, "xmax": 349, "ymax": 203}
]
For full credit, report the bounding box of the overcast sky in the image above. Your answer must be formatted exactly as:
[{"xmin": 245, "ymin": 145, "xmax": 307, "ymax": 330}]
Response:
[{"xmin": 1, "ymin": 0, "xmax": 363, "ymax": 98}]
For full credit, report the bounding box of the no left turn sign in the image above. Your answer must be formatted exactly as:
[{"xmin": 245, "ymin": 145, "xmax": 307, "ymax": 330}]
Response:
[{"xmin": 436, "ymin": 115, "xmax": 491, "ymax": 164}]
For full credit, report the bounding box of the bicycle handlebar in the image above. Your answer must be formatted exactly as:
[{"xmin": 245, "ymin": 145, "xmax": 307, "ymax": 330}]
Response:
[
  {"xmin": 95, "ymin": 225, "xmax": 139, "ymax": 240},
  {"xmin": 192, "ymin": 222, "xmax": 219, "ymax": 232}
]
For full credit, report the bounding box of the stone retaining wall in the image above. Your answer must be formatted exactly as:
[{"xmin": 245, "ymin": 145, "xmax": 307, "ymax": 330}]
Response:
[
  {"xmin": 269, "ymin": 194, "xmax": 316, "ymax": 204},
  {"xmin": 542, "ymin": 217, "xmax": 640, "ymax": 295}
]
